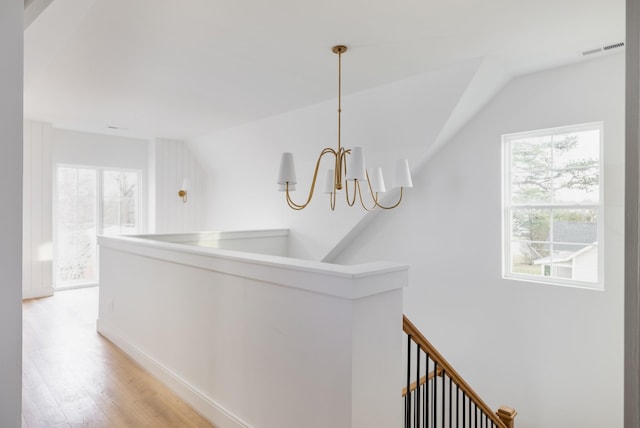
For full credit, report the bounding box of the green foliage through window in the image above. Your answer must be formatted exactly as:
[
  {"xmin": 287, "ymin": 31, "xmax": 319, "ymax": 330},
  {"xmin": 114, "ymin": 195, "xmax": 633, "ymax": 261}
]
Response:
[{"xmin": 503, "ymin": 123, "xmax": 602, "ymax": 287}]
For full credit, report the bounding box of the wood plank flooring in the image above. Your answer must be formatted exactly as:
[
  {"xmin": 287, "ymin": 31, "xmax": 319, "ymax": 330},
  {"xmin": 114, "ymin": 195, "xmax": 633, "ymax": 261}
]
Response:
[{"xmin": 22, "ymin": 287, "xmax": 216, "ymax": 428}]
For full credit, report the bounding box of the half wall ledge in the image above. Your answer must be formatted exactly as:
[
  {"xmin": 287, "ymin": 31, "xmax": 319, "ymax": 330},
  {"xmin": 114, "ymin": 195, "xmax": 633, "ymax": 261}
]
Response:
[{"xmin": 97, "ymin": 230, "xmax": 409, "ymax": 428}]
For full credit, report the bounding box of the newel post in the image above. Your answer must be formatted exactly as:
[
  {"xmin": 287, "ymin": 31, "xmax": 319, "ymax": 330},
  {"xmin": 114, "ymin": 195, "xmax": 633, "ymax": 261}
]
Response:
[{"xmin": 496, "ymin": 405, "xmax": 517, "ymax": 428}]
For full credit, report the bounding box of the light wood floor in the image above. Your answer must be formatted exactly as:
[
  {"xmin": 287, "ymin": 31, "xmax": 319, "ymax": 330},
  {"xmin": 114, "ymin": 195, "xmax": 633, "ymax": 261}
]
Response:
[{"xmin": 22, "ymin": 287, "xmax": 216, "ymax": 428}]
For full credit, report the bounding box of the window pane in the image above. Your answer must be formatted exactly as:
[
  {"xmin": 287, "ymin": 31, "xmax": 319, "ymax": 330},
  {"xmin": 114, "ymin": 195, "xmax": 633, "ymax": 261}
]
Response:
[
  {"xmin": 552, "ymin": 129, "xmax": 600, "ymax": 204},
  {"xmin": 544, "ymin": 243, "xmax": 598, "ymax": 282},
  {"xmin": 552, "ymin": 129, "xmax": 600, "ymax": 169},
  {"xmin": 552, "ymin": 208, "xmax": 598, "ymax": 245},
  {"xmin": 511, "ymin": 208, "xmax": 551, "ymax": 242},
  {"xmin": 553, "ymin": 166, "xmax": 599, "ymax": 204},
  {"xmin": 103, "ymin": 170, "xmax": 138, "ymax": 236},
  {"xmin": 510, "ymin": 136, "xmax": 553, "ymax": 204},
  {"xmin": 510, "ymin": 241, "xmax": 550, "ymax": 276},
  {"xmin": 56, "ymin": 167, "xmax": 97, "ymax": 286}
]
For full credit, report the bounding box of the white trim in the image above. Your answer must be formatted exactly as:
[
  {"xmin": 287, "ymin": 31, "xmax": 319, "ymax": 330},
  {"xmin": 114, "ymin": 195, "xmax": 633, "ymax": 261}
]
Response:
[
  {"xmin": 98, "ymin": 234, "xmax": 409, "ymax": 300},
  {"xmin": 22, "ymin": 286, "xmax": 54, "ymax": 300},
  {"xmin": 97, "ymin": 320, "xmax": 253, "ymax": 428}
]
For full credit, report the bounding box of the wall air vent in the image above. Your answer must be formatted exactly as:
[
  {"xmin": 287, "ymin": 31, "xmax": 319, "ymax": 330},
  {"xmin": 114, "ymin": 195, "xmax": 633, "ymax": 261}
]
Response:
[
  {"xmin": 582, "ymin": 48, "xmax": 602, "ymax": 56},
  {"xmin": 582, "ymin": 42, "xmax": 625, "ymax": 56},
  {"xmin": 603, "ymin": 42, "xmax": 625, "ymax": 51}
]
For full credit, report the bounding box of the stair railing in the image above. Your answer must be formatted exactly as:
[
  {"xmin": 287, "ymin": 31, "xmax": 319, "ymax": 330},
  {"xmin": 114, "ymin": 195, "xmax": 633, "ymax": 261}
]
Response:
[{"xmin": 403, "ymin": 315, "xmax": 517, "ymax": 428}]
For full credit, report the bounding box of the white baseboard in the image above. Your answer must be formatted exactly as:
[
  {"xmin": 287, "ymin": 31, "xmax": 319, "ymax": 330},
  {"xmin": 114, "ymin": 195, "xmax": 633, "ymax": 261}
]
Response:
[
  {"xmin": 22, "ymin": 287, "xmax": 54, "ymax": 300},
  {"xmin": 96, "ymin": 320, "xmax": 252, "ymax": 428}
]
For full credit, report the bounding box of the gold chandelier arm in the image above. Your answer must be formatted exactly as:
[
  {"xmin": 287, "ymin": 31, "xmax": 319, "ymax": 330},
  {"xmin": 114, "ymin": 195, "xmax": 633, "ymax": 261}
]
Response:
[
  {"xmin": 330, "ymin": 187, "xmax": 337, "ymax": 211},
  {"xmin": 361, "ymin": 168, "xmax": 405, "ymax": 210},
  {"xmin": 357, "ymin": 178, "xmax": 377, "ymax": 211},
  {"xmin": 285, "ymin": 148, "xmax": 337, "ymax": 210},
  {"xmin": 343, "ymin": 179, "xmax": 358, "ymax": 207},
  {"xmin": 373, "ymin": 187, "xmax": 404, "ymax": 210},
  {"xmin": 340, "ymin": 150, "xmax": 358, "ymax": 207}
]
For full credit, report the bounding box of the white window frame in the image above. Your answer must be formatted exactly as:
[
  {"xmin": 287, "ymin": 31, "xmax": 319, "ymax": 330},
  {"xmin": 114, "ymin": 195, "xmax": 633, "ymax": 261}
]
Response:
[
  {"xmin": 53, "ymin": 164, "xmax": 144, "ymax": 289},
  {"xmin": 502, "ymin": 122, "xmax": 604, "ymax": 290}
]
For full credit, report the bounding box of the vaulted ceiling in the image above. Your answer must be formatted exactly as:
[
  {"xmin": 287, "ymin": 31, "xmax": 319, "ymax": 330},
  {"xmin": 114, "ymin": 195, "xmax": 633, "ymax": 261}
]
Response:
[{"xmin": 23, "ymin": 0, "xmax": 624, "ymax": 140}]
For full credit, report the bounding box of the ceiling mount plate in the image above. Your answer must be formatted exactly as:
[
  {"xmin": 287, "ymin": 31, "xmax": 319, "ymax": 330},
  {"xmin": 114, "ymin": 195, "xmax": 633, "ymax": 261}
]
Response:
[{"xmin": 332, "ymin": 45, "xmax": 347, "ymax": 54}]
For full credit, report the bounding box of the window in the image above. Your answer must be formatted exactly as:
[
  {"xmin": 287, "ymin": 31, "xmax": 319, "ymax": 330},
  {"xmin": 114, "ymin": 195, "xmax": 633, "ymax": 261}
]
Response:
[
  {"xmin": 55, "ymin": 166, "xmax": 142, "ymax": 288},
  {"xmin": 502, "ymin": 122, "xmax": 603, "ymax": 289}
]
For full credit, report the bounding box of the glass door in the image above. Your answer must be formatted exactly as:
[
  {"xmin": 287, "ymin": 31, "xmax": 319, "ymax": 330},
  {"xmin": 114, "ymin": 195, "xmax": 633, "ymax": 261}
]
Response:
[{"xmin": 55, "ymin": 166, "xmax": 141, "ymax": 289}]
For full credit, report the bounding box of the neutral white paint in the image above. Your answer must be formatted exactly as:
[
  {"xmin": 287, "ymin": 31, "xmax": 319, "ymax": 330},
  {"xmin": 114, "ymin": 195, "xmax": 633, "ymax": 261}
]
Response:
[
  {"xmin": 189, "ymin": 59, "xmax": 492, "ymax": 261},
  {"xmin": 22, "ymin": 0, "xmax": 623, "ymax": 139},
  {"xmin": 23, "ymin": 0, "xmax": 54, "ymax": 29},
  {"xmin": 0, "ymin": 0, "xmax": 22, "ymax": 426},
  {"xmin": 97, "ymin": 233, "xmax": 407, "ymax": 428},
  {"xmin": 22, "ymin": 123, "xmax": 151, "ymax": 297},
  {"xmin": 23, "ymin": 120, "xmax": 54, "ymax": 299},
  {"xmin": 52, "ymin": 128, "xmax": 151, "ymax": 244},
  {"xmin": 52, "ymin": 127, "xmax": 148, "ymax": 168},
  {"xmin": 21, "ymin": 122, "xmax": 207, "ymax": 298},
  {"xmin": 423, "ymin": 57, "xmax": 511, "ymax": 166},
  {"xmin": 133, "ymin": 229, "xmax": 289, "ymax": 256},
  {"xmin": 149, "ymin": 138, "xmax": 206, "ymax": 233},
  {"xmin": 335, "ymin": 53, "xmax": 625, "ymax": 428}
]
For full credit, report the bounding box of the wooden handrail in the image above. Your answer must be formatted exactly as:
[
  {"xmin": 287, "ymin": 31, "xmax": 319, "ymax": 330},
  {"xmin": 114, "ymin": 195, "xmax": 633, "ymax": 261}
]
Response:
[{"xmin": 403, "ymin": 315, "xmax": 515, "ymax": 428}]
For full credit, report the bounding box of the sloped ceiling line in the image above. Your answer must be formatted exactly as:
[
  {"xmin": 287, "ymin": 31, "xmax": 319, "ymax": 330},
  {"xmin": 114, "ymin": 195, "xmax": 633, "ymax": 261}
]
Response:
[{"xmin": 321, "ymin": 59, "xmax": 510, "ymax": 263}]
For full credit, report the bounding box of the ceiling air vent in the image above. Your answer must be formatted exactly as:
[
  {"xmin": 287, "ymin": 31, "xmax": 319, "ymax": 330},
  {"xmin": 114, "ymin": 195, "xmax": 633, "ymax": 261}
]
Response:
[{"xmin": 582, "ymin": 42, "xmax": 625, "ymax": 56}]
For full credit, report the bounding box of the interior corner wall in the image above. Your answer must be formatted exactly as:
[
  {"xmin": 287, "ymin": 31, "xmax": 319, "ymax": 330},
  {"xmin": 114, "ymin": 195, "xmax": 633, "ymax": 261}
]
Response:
[
  {"xmin": 188, "ymin": 60, "xmax": 484, "ymax": 261},
  {"xmin": 150, "ymin": 138, "xmax": 206, "ymax": 233},
  {"xmin": 23, "ymin": 120, "xmax": 54, "ymax": 299},
  {"xmin": 335, "ymin": 53, "xmax": 625, "ymax": 428},
  {"xmin": 0, "ymin": 0, "xmax": 23, "ymax": 426},
  {"xmin": 22, "ymin": 123, "xmax": 151, "ymax": 297}
]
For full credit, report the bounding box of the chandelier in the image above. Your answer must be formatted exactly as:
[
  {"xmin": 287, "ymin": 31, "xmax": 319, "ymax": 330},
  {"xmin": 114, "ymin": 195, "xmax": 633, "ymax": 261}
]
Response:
[{"xmin": 277, "ymin": 45, "xmax": 413, "ymax": 211}]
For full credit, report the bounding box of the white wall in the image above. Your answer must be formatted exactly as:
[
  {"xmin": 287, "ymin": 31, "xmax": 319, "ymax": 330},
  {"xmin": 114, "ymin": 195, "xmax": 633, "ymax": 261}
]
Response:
[
  {"xmin": 52, "ymin": 127, "xmax": 149, "ymax": 170},
  {"xmin": 52, "ymin": 127, "xmax": 151, "ymax": 233},
  {"xmin": 0, "ymin": 0, "xmax": 23, "ymax": 426},
  {"xmin": 97, "ymin": 235, "xmax": 407, "ymax": 428},
  {"xmin": 188, "ymin": 59, "xmax": 487, "ymax": 260},
  {"xmin": 23, "ymin": 121, "xmax": 54, "ymax": 298},
  {"xmin": 336, "ymin": 53, "xmax": 625, "ymax": 428},
  {"xmin": 22, "ymin": 125, "xmax": 208, "ymax": 297},
  {"xmin": 22, "ymin": 124, "xmax": 151, "ymax": 297},
  {"xmin": 149, "ymin": 138, "xmax": 206, "ymax": 233}
]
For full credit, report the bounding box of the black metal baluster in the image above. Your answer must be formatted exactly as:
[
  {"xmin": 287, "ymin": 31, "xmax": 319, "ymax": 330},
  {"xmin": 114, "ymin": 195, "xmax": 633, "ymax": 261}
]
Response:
[
  {"xmin": 406, "ymin": 335, "xmax": 412, "ymax": 428},
  {"xmin": 475, "ymin": 403, "xmax": 478, "ymax": 428},
  {"xmin": 462, "ymin": 393, "xmax": 466, "ymax": 428},
  {"xmin": 441, "ymin": 369, "xmax": 445, "ymax": 428},
  {"xmin": 449, "ymin": 377, "xmax": 452, "ymax": 428},
  {"xmin": 425, "ymin": 354, "xmax": 430, "ymax": 428},
  {"xmin": 433, "ymin": 361, "xmax": 437, "ymax": 428},
  {"xmin": 416, "ymin": 345, "xmax": 420, "ymax": 428},
  {"xmin": 456, "ymin": 385, "xmax": 459, "ymax": 428},
  {"xmin": 404, "ymin": 395, "xmax": 407, "ymax": 428}
]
